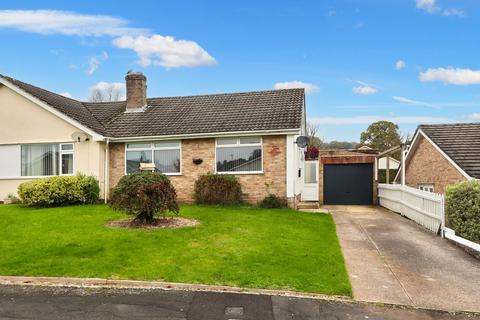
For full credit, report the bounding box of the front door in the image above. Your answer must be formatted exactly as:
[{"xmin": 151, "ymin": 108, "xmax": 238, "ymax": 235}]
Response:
[{"xmin": 302, "ymin": 160, "xmax": 319, "ymax": 201}]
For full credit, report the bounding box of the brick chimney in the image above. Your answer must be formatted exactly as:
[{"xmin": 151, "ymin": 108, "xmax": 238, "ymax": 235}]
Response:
[{"xmin": 125, "ymin": 71, "xmax": 147, "ymax": 112}]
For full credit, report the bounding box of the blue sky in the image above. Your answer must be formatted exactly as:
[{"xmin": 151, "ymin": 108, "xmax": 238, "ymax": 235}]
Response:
[{"xmin": 0, "ymin": 0, "xmax": 479, "ymax": 141}]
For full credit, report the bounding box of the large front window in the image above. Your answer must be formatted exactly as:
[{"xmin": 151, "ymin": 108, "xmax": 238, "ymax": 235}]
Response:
[
  {"xmin": 21, "ymin": 143, "xmax": 74, "ymax": 177},
  {"xmin": 125, "ymin": 141, "xmax": 181, "ymax": 174},
  {"xmin": 216, "ymin": 137, "xmax": 262, "ymax": 173}
]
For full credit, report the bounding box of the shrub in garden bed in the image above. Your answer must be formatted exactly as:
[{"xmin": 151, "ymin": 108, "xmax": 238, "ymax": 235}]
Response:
[
  {"xmin": 258, "ymin": 194, "xmax": 288, "ymax": 209},
  {"xmin": 18, "ymin": 174, "xmax": 99, "ymax": 207},
  {"xmin": 445, "ymin": 180, "xmax": 480, "ymax": 244},
  {"xmin": 193, "ymin": 173, "xmax": 242, "ymax": 205},
  {"xmin": 110, "ymin": 171, "xmax": 179, "ymax": 224}
]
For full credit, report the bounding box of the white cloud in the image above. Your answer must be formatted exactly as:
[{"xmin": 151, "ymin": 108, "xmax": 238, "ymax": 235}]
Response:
[
  {"xmin": 352, "ymin": 85, "xmax": 378, "ymax": 95},
  {"xmin": 416, "ymin": 0, "xmax": 465, "ymax": 17},
  {"xmin": 88, "ymin": 57, "xmax": 99, "ymax": 75},
  {"xmin": 310, "ymin": 115, "xmax": 452, "ymax": 125},
  {"xmin": 112, "ymin": 35, "xmax": 216, "ymax": 68},
  {"xmin": 89, "ymin": 82, "xmax": 125, "ymax": 99},
  {"xmin": 0, "ymin": 10, "xmax": 146, "ymax": 36},
  {"xmin": 395, "ymin": 60, "xmax": 406, "ymax": 70},
  {"xmin": 443, "ymin": 8, "xmax": 466, "ymax": 17},
  {"xmin": 467, "ymin": 113, "xmax": 480, "ymax": 120},
  {"xmin": 59, "ymin": 92, "xmax": 73, "ymax": 98},
  {"xmin": 393, "ymin": 96, "xmax": 478, "ymax": 108},
  {"xmin": 416, "ymin": 0, "xmax": 439, "ymax": 14},
  {"xmin": 273, "ymin": 81, "xmax": 319, "ymax": 94},
  {"xmin": 87, "ymin": 51, "xmax": 109, "ymax": 75},
  {"xmin": 393, "ymin": 96, "xmax": 437, "ymax": 108},
  {"xmin": 420, "ymin": 67, "xmax": 480, "ymax": 85}
]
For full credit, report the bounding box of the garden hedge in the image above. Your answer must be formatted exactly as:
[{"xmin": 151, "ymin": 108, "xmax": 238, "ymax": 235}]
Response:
[
  {"xmin": 193, "ymin": 173, "xmax": 242, "ymax": 205},
  {"xmin": 18, "ymin": 174, "xmax": 100, "ymax": 207},
  {"xmin": 445, "ymin": 180, "xmax": 480, "ymax": 244}
]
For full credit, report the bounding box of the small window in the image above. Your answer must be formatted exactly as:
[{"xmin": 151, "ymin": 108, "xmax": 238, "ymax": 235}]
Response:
[
  {"xmin": 239, "ymin": 136, "xmax": 261, "ymax": 145},
  {"xmin": 418, "ymin": 184, "xmax": 434, "ymax": 193},
  {"xmin": 154, "ymin": 140, "xmax": 180, "ymax": 149},
  {"xmin": 126, "ymin": 143, "xmax": 151, "ymax": 149},
  {"xmin": 216, "ymin": 138, "xmax": 237, "ymax": 146},
  {"xmin": 61, "ymin": 144, "xmax": 74, "ymax": 151}
]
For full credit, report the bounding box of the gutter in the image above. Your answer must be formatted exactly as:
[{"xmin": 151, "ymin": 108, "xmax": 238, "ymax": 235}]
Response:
[{"xmin": 105, "ymin": 128, "xmax": 302, "ymax": 142}]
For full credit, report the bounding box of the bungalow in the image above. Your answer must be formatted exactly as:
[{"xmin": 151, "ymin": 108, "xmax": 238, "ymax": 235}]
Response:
[
  {"xmin": 397, "ymin": 123, "xmax": 479, "ymax": 193},
  {"xmin": 0, "ymin": 72, "xmax": 306, "ymax": 206}
]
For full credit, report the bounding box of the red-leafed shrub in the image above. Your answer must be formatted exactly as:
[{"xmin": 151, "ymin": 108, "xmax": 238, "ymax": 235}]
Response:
[
  {"xmin": 305, "ymin": 146, "xmax": 319, "ymax": 160},
  {"xmin": 193, "ymin": 173, "xmax": 243, "ymax": 205},
  {"xmin": 110, "ymin": 171, "xmax": 179, "ymax": 224}
]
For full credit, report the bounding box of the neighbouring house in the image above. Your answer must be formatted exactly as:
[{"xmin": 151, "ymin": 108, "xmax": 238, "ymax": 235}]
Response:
[
  {"xmin": 397, "ymin": 123, "xmax": 479, "ymax": 193},
  {"xmin": 0, "ymin": 72, "xmax": 306, "ymax": 206}
]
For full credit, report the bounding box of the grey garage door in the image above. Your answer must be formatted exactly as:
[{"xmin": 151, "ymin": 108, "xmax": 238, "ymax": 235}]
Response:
[{"xmin": 324, "ymin": 163, "xmax": 373, "ymax": 205}]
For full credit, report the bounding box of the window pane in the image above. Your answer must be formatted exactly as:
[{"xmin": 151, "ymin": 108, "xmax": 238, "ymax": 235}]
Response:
[
  {"xmin": 61, "ymin": 153, "xmax": 73, "ymax": 174},
  {"xmin": 217, "ymin": 138, "xmax": 237, "ymax": 145},
  {"xmin": 61, "ymin": 144, "xmax": 74, "ymax": 151},
  {"xmin": 154, "ymin": 149, "xmax": 180, "ymax": 173},
  {"xmin": 154, "ymin": 140, "xmax": 180, "ymax": 148},
  {"xmin": 21, "ymin": 144, "xmax": 59, "ymax": 176},
  {"xmin": 239, "ymin": 136, "xmax": 261, "ymax": 144},
  {"xmin": 126, "ymin": 143, "xmax": 151, "ymax": 149},
  {"xmin": 216, "ymin": 146, "xmax": 262, "ymax": 172},
  {"xmin": 304, "ymin": 162, "xmax": 317, "ymax": 183},
  {"xmin": 126, "ymin": 150, "xmax": 152, "ymax": 173}
]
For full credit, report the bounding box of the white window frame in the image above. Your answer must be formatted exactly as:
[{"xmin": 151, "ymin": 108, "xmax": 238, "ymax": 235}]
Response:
[
  {"xmin": 60, "ymin": 143, "xmax": 75, "ymax": 176},
  {"xmin": 215, "ymin": 136, "xmax": 263, "ymax": 175},
  {"xmin": 418, "ymin": 183, "xmax": 434, "ymax": 193},
  {"xmin": 124, "ymin": 141, "xmax": 182, "ymax": 176},
  {"xmin": 0, "ymin": 142, "xmax": 75, "ymax": 179}
]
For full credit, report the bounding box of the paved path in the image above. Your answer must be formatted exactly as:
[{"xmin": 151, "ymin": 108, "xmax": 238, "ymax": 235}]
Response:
[
  {"xmin": 0, "ymin": 285, "xmax": 476, "ymax": 319},
  {"xmin": 328, "ymin": 205, "xmax": 480, "ymax": 313}
]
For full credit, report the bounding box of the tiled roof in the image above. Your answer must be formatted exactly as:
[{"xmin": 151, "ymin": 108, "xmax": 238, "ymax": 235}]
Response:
[
  {"xmin": 420, "ymin": 123, "xmax": 480, "ymax": 178},
  {"xmin": 0, "ymin": 75, "xmax": 304, "ymax": 138}
]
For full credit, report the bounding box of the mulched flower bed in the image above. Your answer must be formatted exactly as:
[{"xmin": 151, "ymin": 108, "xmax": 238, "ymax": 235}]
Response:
[{"xmin": 106, "ymin": 217, "xmax": 200, "ymax": 229}]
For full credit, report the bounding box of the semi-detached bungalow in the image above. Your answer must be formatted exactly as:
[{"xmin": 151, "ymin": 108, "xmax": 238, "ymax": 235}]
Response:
[{"xmin": 0, "ymin": 72, "xmax": 306, "ymax": 206}]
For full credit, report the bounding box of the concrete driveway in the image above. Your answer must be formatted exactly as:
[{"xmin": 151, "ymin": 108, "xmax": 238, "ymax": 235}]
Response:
[{"xmin": 328, "ymin": 205, "xmax": 480, "ymax": 313}]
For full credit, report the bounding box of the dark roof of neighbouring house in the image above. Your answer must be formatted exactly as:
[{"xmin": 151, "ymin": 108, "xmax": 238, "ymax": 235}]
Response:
[
  {"xmin": 0, "ymin": 74, "xmax": 304, "ymax": 138},
  {"xmin": 419, "ymin": 123, "xmax": 480, "ymax": 178}
]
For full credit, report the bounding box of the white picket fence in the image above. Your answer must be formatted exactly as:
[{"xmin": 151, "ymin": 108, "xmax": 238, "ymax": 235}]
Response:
[{"xmin": 378, "ymin": 183, "xmax": 444, "ymax": 233}]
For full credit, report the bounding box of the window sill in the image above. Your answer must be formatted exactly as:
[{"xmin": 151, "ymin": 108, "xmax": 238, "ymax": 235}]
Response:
[
  {"xmin": 215, "ymin": 171, "xmax": 264, "ymax": 175},
  {"xmin": 0, "ymin": 174, "xmax": 74, "ymax": 180}
]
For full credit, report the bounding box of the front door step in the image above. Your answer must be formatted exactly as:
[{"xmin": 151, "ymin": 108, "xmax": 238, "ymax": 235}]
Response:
[{"xmin": 297, "ymin": 202, "xmax": 320, "ymax": 210}]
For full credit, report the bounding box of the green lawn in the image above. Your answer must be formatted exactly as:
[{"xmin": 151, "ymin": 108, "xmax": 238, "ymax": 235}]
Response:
[{"xmin": 0, "ymin": 204, "xmax": 351, "ymax": 296}]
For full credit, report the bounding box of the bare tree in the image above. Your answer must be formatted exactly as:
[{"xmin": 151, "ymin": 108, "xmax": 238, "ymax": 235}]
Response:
[
  {"xmin": 306, "ymin": 121, "xmax": 322, "ymax": 147},
  {"xmin": 88, "ymin": 84, "xmax": 123, "ymax": 102}
]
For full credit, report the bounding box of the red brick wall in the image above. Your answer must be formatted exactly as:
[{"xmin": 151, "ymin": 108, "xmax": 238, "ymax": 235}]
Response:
[
  {"xmin": 405, "ymin": 135, "xmax": 466, "ymax": 193},
  {"xmin": 108, "ymin": 135, "xmax": 287, "ymax": 204}
]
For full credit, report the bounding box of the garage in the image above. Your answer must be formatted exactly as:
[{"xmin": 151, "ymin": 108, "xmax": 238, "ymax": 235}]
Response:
[
  {"xmin": 323, "ymin": 163, "xmax": 373, "ymax": 205},
  {"xmin": 319, "ymin": 150, "xmax": 376, "ymax": 205}
]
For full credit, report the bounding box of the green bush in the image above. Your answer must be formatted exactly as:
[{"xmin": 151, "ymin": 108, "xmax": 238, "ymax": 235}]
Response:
[
  {"xmin": 445, "ymin": 180, "xmax": 480, "ymax": 244},
  {"xmin": 18, "ymin": 174, "xmax": 100, "ymax": 207},
  {"xmin": 110, "ymin": 171, "xmax": 179, "ymax": 223},
  {"xmin": 193, "ymin": 173, "xmax": 242, "ymax": 205},
  {"xmin": 258, "ymin": 194, "xmax": 288, "ymax": 209}
]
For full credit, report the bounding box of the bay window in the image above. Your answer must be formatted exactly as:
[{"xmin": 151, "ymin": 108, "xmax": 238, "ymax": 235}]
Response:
[
  {"xmin": 216, "ymin": 136, "xmax": 262, "ymax": 173},
  {"xmin": 125, "ymin": 141, "xmax": 181, "ymax": 174}
]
